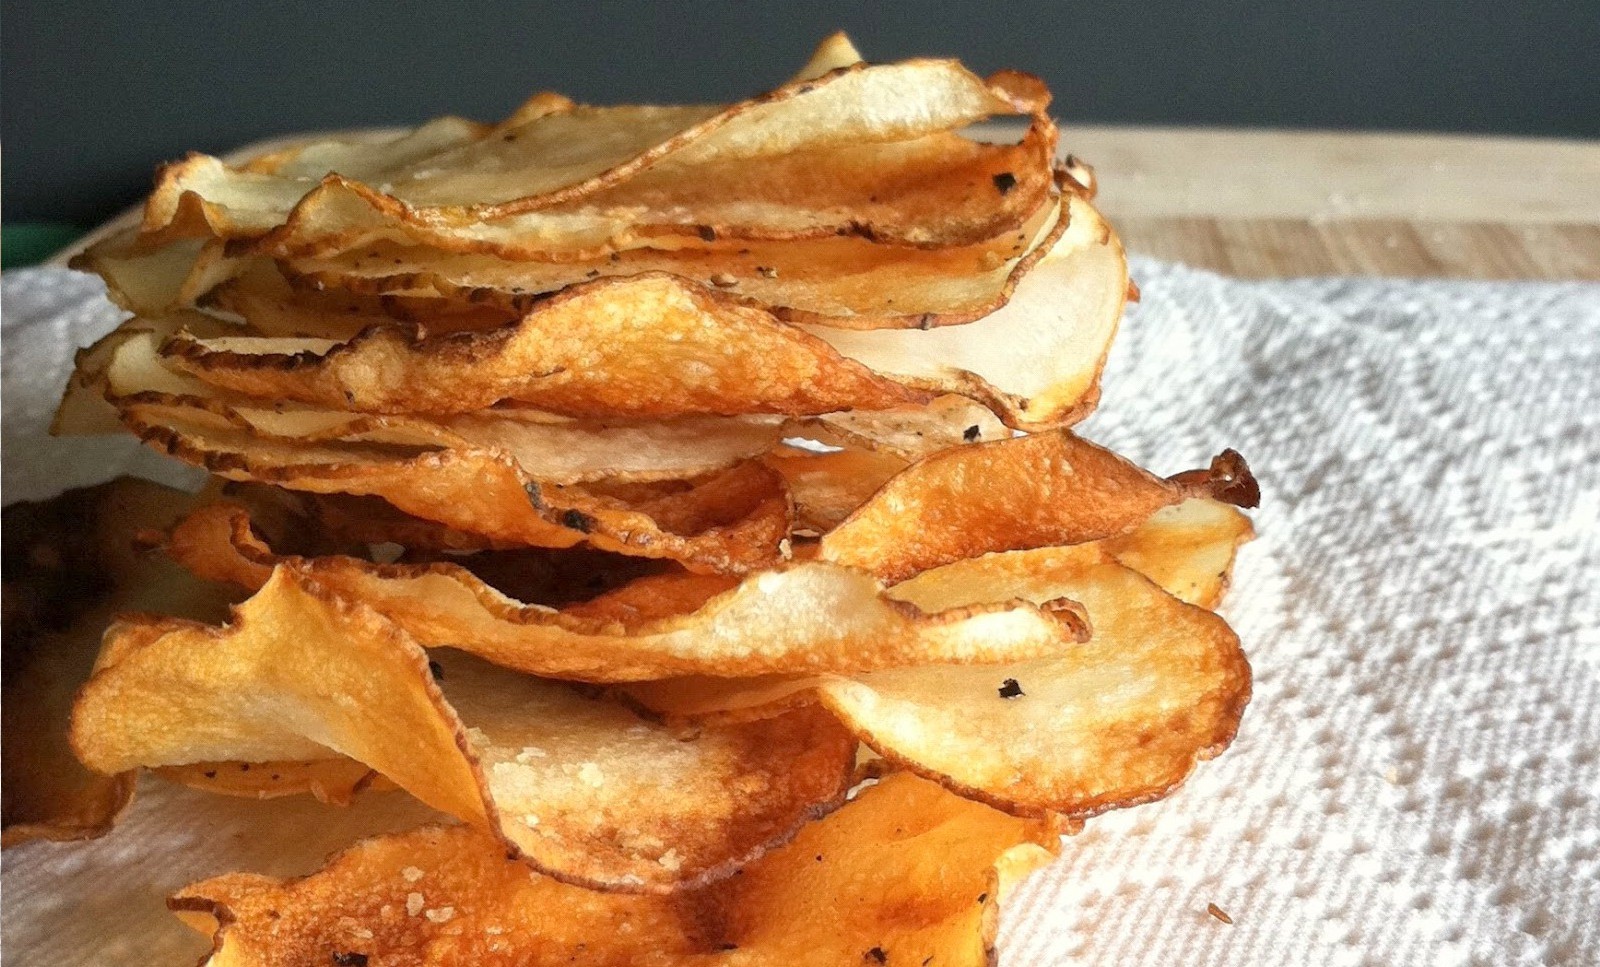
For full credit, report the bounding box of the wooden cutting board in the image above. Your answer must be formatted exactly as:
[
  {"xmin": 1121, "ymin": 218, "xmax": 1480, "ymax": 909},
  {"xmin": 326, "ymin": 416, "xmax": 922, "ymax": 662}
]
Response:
[{"xmin": 51, "ymin": 125, "xmax": 1600, "ymax": 280}]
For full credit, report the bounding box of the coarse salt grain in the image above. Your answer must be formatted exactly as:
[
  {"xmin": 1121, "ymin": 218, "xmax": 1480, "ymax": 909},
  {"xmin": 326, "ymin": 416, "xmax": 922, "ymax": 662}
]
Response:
[{"xmin": 406, "ymin": 893, "xmax": 424, "ymax": 917}]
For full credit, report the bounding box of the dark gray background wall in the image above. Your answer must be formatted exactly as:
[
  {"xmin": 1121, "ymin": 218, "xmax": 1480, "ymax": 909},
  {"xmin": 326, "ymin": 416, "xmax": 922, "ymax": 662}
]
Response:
[{"xmin": 4, "ymin": 0, "xmax": 1596, "ymax": 225}]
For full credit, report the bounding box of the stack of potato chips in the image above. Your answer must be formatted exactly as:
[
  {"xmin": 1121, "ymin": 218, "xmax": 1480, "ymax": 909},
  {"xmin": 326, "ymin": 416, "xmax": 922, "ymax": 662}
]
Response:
[{"xmin": 40, "ymin": 34, "xmax": 1258, "ymax": 965}]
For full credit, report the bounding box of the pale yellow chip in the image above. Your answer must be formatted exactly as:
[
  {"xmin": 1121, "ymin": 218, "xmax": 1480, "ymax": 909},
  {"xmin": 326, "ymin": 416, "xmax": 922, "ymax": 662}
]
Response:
[
  {"xmin": 165, "ymin": 501, "xmax": 1090, "ymax": 681},
  {"xmin": 71, "ymin": 567, "xmax": 858, "ymax": 891},
  {"xmin": 171, "ymin": 773, "xmax": 1060, "ymax": 966},
  {"xmin": 631, "ymin": 546, "xmax": 1252, "ymax": 818}
]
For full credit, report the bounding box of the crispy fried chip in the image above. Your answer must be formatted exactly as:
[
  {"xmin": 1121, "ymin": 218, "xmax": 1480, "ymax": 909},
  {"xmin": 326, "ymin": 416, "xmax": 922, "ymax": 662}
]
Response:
[
  {"xmin": 1104, "ymin": 497, "xmax": 1256, "ymax": 609},
  {"xmin": 67, "ymin": 230, "xmax": 243, "ymax": 316},
  {"xmin": 279, "ymin": 194, "xmax": 1062, "ymax": 330},
  {"xmin": 164, "ymin": 501, "xmax": 1090, "ymax": 680},
  {"xmin": 819, "ymin": 431, "xmax": 1257, "ymax": 583},
  {"xmin": 70, "ymin": 567, "xmax": 858, "ymax": 891},
  {"xmin": 631, "ymin": 546, "xmax": 1251, "ymax": 818},
  {"xmin": 140, "ymin": 196, "xmax": 1118, "ymax": 428},
  {"xmin": 80, "ymin": 324, "xmax": 797, "ymax": 484},
  {"xmin": 257, "ymin": 117, "xmax": 1058, "ymax": 262},
  {"xmin": 2, "ymin": 479, "xmax": 235, "ymax": 846},
  {"xmin": 142, "ymin": 44, "xmax": 1044, "ymax": 244},
  {"xmin": 162, "ymin": 274, "xmax": 926, "ymax": 417},
  {"xmin": 111, "ymin": 392, "xmax": 791, "ymax": 571},
  {"xmin": 783, "ymin": 394, "xmax": 1008, "ymax": 459},
  {"xmin": 171, "ymin": 773, "xmax": 1059, "ymax": 966}
]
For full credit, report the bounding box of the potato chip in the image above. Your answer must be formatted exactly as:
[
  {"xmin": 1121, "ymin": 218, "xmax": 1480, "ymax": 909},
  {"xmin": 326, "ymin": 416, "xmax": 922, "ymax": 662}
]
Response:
[
  {"xmin": 171, "ymin": 773, "xmax": 1058, "ymax": 966},
  {"xmin": 784, "ymin": 394, "xmax": 1008, "ymax": 459},
  {"xmin": 75, "ymin": 324, "xmax": 800, "ymax": 490},
  {"xmin": 2, "ymin": 479, "xmax": 235, "ymax": 846},
  {"xmin": 164, "ymin": 501, "xmax": 1090, "ymax": 680},
  {"xmin": 71, "ymin": 567, "xmax": 858, "ymax": 890},
  {"xmin": 205, "ymin": 261, "xmax": 519, "ymax": 339},
  {"xmin": 112, "ymin": 395, "xmax": 791, "ymax": 571},
  {"xmin": 162, "ymin": 274, "xmax": 925, "ymax": 417},
  {"xmin": 148, "ymin": 197, "xmax": 1117, "ymax": 429},
  {"xmin": 279, "ymin": 193, "xmax": 1063, "ymax": 330},
  {"xmin": 631, "ymin": 546, "xmax": 1251, "ymax": 818},
  {"xmin": 67, "ymin": 229, "xmax": 244, "ymax": 316},
  {"xmin": 796, "ymin": 193, "xmax": 1123, "ymax": 426},
  {"xmin": 257, "ymin": 116, "xmax": 1058, "ymax": 263},
  {"xmin": 1104, "ymin": 497, "xmax": 1256, "ymax": 609},
  {"xmin": 142, "ymin": 42, "xmax": 1044, "ymax": 244},
  {"xmin": 820, "ymin": 430, "xmax": 1257, "ymax": 583}
]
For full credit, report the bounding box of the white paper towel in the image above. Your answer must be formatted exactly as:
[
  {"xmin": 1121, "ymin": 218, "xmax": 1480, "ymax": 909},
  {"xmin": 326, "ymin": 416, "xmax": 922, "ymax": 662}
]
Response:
[{"xmin": 2, "ymin": 262, "xmax": 1597, "ymax": 965}]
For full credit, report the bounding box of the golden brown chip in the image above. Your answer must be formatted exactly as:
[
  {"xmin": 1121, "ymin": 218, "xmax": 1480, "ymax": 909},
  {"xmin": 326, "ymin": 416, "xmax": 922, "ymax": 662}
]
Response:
[
  {"xmin": 819, "ymin": 430, "xmax": 1257, "ymax": 583},
  {"xmin": 257, "ymin": 117, "xmax": 1058, "ymax": 263},
  {"xmin": 71, "ymin": 567, "xmax": 857, "ymax": 891},
  {"xmin": 142, "ymin": 44, "xmax": 1042, "ymax": 242},
  {"xmin": 279, "ymin": 194, "xmax": 1062, "ymax": 330},
  {"xmin": 113, "ymin": 396, "xmax": 790, "ymax": 572},
  {"xmin": 164, "ymin": 502, "xmax": 1090, "ymax": 681},
  {"xmin": 171, "ymin": 773, "xmax": 1059, "ymax": 966},
  {"xmin": 132, "ymin": 195, "xmax": 1117, "ymax": 431},
  {"xmin": 1104, "ymin": 497, "xmax": 1256, "ymax": 609},
  {"xmin": 204, "ymin": 261, "xmax": 520, "ymax": 340},
  {"xmin": 631, "ymin": 546, "xmax": 1251, "ymax": 818},
  {"xmin": 162, "ymin": 273, "xmax": 925, "ymax": 417},
  {"xmin": 2, "ymin": 479, "xmax": 235, "ymax": 846}
]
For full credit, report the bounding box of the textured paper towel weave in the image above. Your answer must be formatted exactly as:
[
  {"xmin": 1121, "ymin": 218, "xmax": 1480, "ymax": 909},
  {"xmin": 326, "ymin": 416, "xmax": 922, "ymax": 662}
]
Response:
[{"xmin": 3, "ymin": 263, "xmax": 1598, "ymax": 965}]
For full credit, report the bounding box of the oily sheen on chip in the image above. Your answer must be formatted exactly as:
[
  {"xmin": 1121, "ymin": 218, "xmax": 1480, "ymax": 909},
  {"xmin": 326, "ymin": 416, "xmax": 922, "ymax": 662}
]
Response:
[{"xmin": 14, "ymin": 30, "xmax": 1262, "ymax": 966}]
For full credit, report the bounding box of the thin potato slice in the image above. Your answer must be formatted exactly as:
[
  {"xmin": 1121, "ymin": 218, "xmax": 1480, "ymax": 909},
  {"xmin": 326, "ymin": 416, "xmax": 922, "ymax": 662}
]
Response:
[
  {"xmin": 258, "ymin": 118, "xmax": 1058, "ymax": 262},
  {"xmin": 115, "ymin": 398, "xmax": 791, "ymax": 572},
  {"xmin": 81, "ymin": 326, "xmax": 794, "ymax": 486},
  {"xmin": 819, "ymin": 430, "xmax": 1258, "ymax": 583},
  {"xmin": 784, "ymin": 394, "xmax": 1008, "ymax": 459},
  {"xmin": 163, "ymin": 273, "xmax": 925, "ymax": 417},
  {"xmin": 67, "ymin": 229, "xmax": 244, "ymax": 317},
  {"xmin": 1104, "ymin": 497, "xmax": 1256, "ymax": 609},
  {"xmin": 153, "ymin": 197, "xmax": 1118, "ymax": 428},
  {"xmin": 2, "ymin": 479, "xmax": 235, "ymax": 846},
  {"xmin": 620, "ymin": 493, "xmax": 1259, "ymax": 724},
  {"xmin": 279, "ymin": 194, "xmax": 1063, "ymax": 330},
  {"xmin": 142, "ymin": 44, "xmax": 1043, "ymax": 240},
  {"xmin": 164, "ymin": 502, "xmax": 1091, "ymax": 681},
  {"xmin": 797, "ymin": 192, "xmax": 1123, "ymax": 425},
  {"xmin": 205, "ymin": 261, "xmax": 518, "ymax": 339},
  {"xmin": 765, "ymin": 447, "xmax": 908, "ymax": 533},
  {"xmin": 170, "ymin": 773, "xmax": 1059, "ymax": 967},
  {"xmin": 632, "ymin": 547, "xmax": 1251, "ymax": 818},
  {"xmin": 70, "ymin": 567, "xmax": 857, "ymax": 891}
]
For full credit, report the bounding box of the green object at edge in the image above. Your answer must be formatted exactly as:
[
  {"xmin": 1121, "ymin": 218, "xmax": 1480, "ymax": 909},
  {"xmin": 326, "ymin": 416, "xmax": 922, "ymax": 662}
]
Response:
[{"xmin": 2, "ymin": 223, "xmax": 86, "ymax": 270}]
